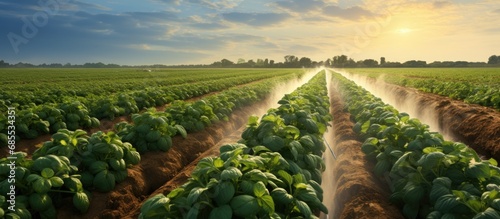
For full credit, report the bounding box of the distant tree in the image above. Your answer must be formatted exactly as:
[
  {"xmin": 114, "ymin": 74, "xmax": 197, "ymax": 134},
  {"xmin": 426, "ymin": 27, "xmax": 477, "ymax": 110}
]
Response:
[
  {"xmin": 256, "ymin": 59, "xmax": 264, "ymax": 67},
  {"xmin": 383, "ymin": 62, "xmax": 402, "ymax": 67},
  {"xmin": 346, "ymin": 58, "xmax": 356, "ymax": 67},
  {"xmin": 237, "ymin": 58, "xmax": 246, "ymax": 64},
  {"xmin": 220, "ymin": 59, "xmax": 234, "ymax": 67},
  {"xmin": 247, "ymin": 59, "xmax": 255, "ymax": 66},
  {"xmin": 380, "ymin": 57, "xmax": 386, "ymax": 65},
  {"xmin": 299, "ymin": 57, "xmax": 312, "ymax": 67},
  {"xmin": 13, "ymin": 62, "xmax": 35, "ymax": 68},
  {"xmin": 0, "ymin": 60, "xmax": 9, "ymax": 67},
  {"xmin": 269, "ymin": 60, "xmax": 275, "ymax": 66},
  {"xmin": 332, "ymin": 55, "xmax": 349, "ymax": 67},
  {"xmin": 264, "ymin": 58, "xmax": 269, "ymax": 66},
  {"xmin": 488, "ymin": 55, "xmax": 499, "ymax": 64},
  {"xmin": 403, "ymin": 60, "xmax": 427, "ymax": 67},
  {"xmin": 324, "ymin": 58, "xmax": 331, "ymax": 67},
  {"xmin": 284, "ymin": 55, "xmax": 299, "ymax": 67},
  {"xmin": 363, "ymin": 59, "xmax": 379, "ymax": 67}
]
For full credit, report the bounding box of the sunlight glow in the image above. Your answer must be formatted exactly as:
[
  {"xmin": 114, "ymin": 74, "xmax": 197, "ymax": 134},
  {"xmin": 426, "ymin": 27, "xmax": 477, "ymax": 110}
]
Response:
[{"xmin": 397, "ymin": 28, "xmax": 412, "ymax": 34}]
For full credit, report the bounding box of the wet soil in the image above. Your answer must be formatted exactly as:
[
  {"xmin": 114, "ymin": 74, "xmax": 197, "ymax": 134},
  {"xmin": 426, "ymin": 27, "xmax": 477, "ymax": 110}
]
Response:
[{"xmin": 327, "ymin": 82, "xmax": 405, "ymax": 219}]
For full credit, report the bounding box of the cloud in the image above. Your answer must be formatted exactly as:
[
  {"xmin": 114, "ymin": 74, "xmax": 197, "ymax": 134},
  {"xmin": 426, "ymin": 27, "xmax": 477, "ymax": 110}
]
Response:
[
  {"xmin": 274, "ymin": 0, "xmax": 325, "ymax": 13},
  {"xmin": 322, "ymin": 5, "xmax": 376, "ymax": 20},
  {"xmin": 432, "ymin": 1, "xmax": 453, "ymax": 9},
  {"xmin": 153, "ymin": 0, "xmax": 182, "ymax": 5},
  {"xmin": 222, "ymin": 12, "xmax": 290, "ymax": 27},
  {"xmin": 188, "ymin": 0, "xmax": 242, "ymax": 10},
  {"xmin": 72, "ymin": 1, "xmax": 111, "ymax": 11},
  {"xmin": 188, "ymin": 15, "xmax": 231, "ymax": 30},
  {"xmin": 493, "ymin": 8, "xmax": 500, "ymax": 14}
]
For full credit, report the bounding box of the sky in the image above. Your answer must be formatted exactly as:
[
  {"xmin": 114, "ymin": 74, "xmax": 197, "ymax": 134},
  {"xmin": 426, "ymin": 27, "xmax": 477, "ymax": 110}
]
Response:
[{"xmin": 0, "ymin": 0, "xmax": 499, "ymax": 65}]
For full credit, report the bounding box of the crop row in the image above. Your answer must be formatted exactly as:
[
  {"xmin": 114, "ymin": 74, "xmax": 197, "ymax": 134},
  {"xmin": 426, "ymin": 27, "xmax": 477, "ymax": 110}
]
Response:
[
  {"xmin": 0, "ymin": 69, "xmax": 293, "ymax": 106},
  {"xmin": 139, "ymin": 71, "xmax": 331, "ymax": 219},
  {"xmin": 399, "ymin": 79, "xmax": 500, "ymax": 110},
  {"xmin": 0, "ymin": 71, "xmax": 302, "ymax": 218},
  {"xmin": 336, "ymin": 68, "xmax": 500, "ymax": 110},
  {"xmin": 0, "ymin": 71, "xmax": 301, "ymax": 146},
  {"xmin": 331, "ymin": 72, "xmax": 500, "ymax": 218}
]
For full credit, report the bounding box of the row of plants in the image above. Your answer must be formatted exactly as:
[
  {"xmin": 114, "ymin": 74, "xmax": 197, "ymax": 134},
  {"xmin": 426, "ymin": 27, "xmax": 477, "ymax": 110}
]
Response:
[
  {"xmin": 0, "ymin": 71, "xmax": 305, "ymax": 218},
  {"xmin": 0, "ymin": 129, "xmax": 142, "ymax": 218},
  {"xmin": 114, "ymin": 72, "xmax": 302, "ymax": 153},
  {"xmin": 0, "ymin": 71, "xmax": 302, "ymax": 146},
  {"xmin": 332, "ymin": 72, "xmax": 500, "ymax": 218},
  {"xmin": 139, "ymin": 71, "xmax": 331, "ymax": 218},
  {"xmin": 1, "ymin": 69, "xmax": 287, "ymax": 108},
  {"xmin": 399, "ymin": 79, "xmax": 500, "ymax": 110}
]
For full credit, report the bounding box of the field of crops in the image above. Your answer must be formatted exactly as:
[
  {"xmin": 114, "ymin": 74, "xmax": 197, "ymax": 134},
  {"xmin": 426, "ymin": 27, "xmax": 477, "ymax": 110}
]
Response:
[
  {"xmin": 0, "ymin": 67, "xmax": 499, "ymax": 219},
  {"xmin": 338, "ymin": 68, "xmax": 500, "ymax": 109}
]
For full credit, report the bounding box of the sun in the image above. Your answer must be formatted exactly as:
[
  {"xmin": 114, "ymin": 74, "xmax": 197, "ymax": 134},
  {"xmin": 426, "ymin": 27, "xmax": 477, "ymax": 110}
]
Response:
[{"xmin": 397, "ymin": 28, "xmax": 412, "ymax": 34}]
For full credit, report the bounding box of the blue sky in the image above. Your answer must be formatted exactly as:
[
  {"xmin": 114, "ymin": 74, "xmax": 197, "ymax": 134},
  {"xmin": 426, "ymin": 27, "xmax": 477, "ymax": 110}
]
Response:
[{"xmin": 1, "ymin": 0, "xmax": 499, "ymax": 65}]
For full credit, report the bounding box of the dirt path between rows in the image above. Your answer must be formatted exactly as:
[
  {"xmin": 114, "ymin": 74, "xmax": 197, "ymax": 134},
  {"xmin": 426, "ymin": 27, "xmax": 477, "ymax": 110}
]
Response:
[
  {"xmin": 56, "ymin": 100, "xmax": 265, "ymax": 219},
  {"xmin": 124, "ymin": 121, "xmax": 246, "ymax": 218},
  {"xmin": 327, "ymin": 82, "xmax": 404, "ymax": 219}
]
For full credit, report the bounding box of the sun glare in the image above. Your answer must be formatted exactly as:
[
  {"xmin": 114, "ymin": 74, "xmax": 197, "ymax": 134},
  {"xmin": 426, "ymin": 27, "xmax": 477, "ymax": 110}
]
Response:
[{"xmin": 397, "ymin": 28, "xmax": 412, "ymax": 34}]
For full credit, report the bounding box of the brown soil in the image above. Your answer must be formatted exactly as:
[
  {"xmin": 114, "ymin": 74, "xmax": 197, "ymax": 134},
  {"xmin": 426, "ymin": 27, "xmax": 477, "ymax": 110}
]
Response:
[
  {"xmin": 384, "ymin": 83, "xmax": 500, "ymax": 160},
  {"xmin": 328, "ymin": 83, "xmax": 405, "ymax": 219},
  {"xmin": 56, "ymin": 101, "xmax": 262, "ymax": 219},
  {"xmin": 123, "ymin": 122, "xmax": 246, "ymax": 218}
]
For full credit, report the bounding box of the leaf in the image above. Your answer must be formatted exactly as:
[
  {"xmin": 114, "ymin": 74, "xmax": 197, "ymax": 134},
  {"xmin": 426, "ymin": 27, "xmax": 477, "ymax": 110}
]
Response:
[
  {"xmin": 430, "ymin": 178, "xmax": 452, "ymax": 204},
  {"xmin": 29, "ymin": 193, "xmax": 52, "ymax": 212},
  {"xmin": 41, "ymin": 168, "xmax": 54, "ymax": 178},
  {"xmin": 221, "ymin": 167, "xmax": 242, "ymax": 181},
  {"xmin": 258, "ymin": 195, "xmax": 275, "ymax": 214},
  {"xmin": 253, "ymin": 181, "xmax": 268, "ymax": 198},
  {"xmin": 139, "ymin": 194, "xmax": 170, "ymax": 218},
  {"xmin": 403, "ymin": 182, "xmax": 425, "ymax": 205},
  {"xmin": 230, "ymin": 195, "xmax": 259, "ymax": 218},
  {"xmin": 435, "ymin": 194, "xmax": 460, "ymax": 212},
  {"xmin": 466, "ymin": 162, "xmax": 491, "ymax": 179},
  {"xmin": 374, "ymin": 160, "xmax": 391, "ymax": 176},
  {"xmin": 33, "ymin": 178, "xmax": 52, "ymax": 193},
  {"xmin": 361, "ymin": 120, "xmax": 370, "ymax": 133},
  {"xmin": 472, "ymin": 208, "xmax": 500, "ymax": 219},
  {"xmin": 277, "ymin": 170, "xmax": 293, "ymax": 187},
  {"xmin": 403, "ymin": 203, "xmax": 419, "ymax": 219},
  {"xmin": 384, "ymin": 116, "xmax": 398, "ymax": 124},
  {"xmin": 209, "ymin": 205, "xmax": 232, "ymax": 219},
  {"xmin": 73, "ymin": 192, "xmax": 90, "ymax": 213},
  {"xmin": 49, "ymin": 177, "xmax": 64, "ymax": 188},
  {"xmin": 263, "ymin": 135, "xmax": 285, "ymax": 152},
  {"xmin": 187, "ymin": 187, "xmax": 207, "ymax": 206},
  {"xmin": 93, "ymin": 170, "xmax": 115, "ymax": 192},
  {"xmin": 215, "ymin": 181, "xmax": 235, "ymax": 205},
  {"xmin": 214, "ymin": 158, "xmax": 224, "ymax": 169},
  {"xmin": 295, "ymin": 200, "xmax": 312, "ymax": 218},
  {"xmin": 175, "ymin": 124, "xmax": 187, "ymax": 138},
  {"xmin": 271, "ymin": 188, "xmax": 293, "ymax": 205},
  {"xmin": 418, "ymin": 152, "xmax": 445, "ymax": 170}
]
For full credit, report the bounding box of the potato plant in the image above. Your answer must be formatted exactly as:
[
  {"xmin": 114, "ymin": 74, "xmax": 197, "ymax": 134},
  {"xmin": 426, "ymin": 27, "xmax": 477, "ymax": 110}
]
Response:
[
  {"xmin": 0, "ymin": 152, "xmax": 89, "ymax": 218},
  {"xmin": 139, "ymin": 71, "xmax": 330, "ymax": 219},
  {"xmin": 332, "ymin": 72, "xmax": 500, "ymax": 218}
]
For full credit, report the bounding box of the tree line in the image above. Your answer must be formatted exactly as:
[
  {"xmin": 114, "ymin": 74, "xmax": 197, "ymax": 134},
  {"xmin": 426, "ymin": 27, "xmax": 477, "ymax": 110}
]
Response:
[{"xmin": 0, "ymin": 54, "xmax": 499, "ymax": 68}]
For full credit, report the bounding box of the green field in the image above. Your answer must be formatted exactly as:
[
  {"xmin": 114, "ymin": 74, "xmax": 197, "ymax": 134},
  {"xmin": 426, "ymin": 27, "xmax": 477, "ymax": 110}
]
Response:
[
  {"xmin": 338, "ymin": 68, "xmax": 500, "ymax": 85},
  {"xmin": 339, "ymin": 68, "xmax": 500, "ymax": 109},
  {"xmin": 0, "ymin": 68, "xmax": 303, "ymax": 142}
]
